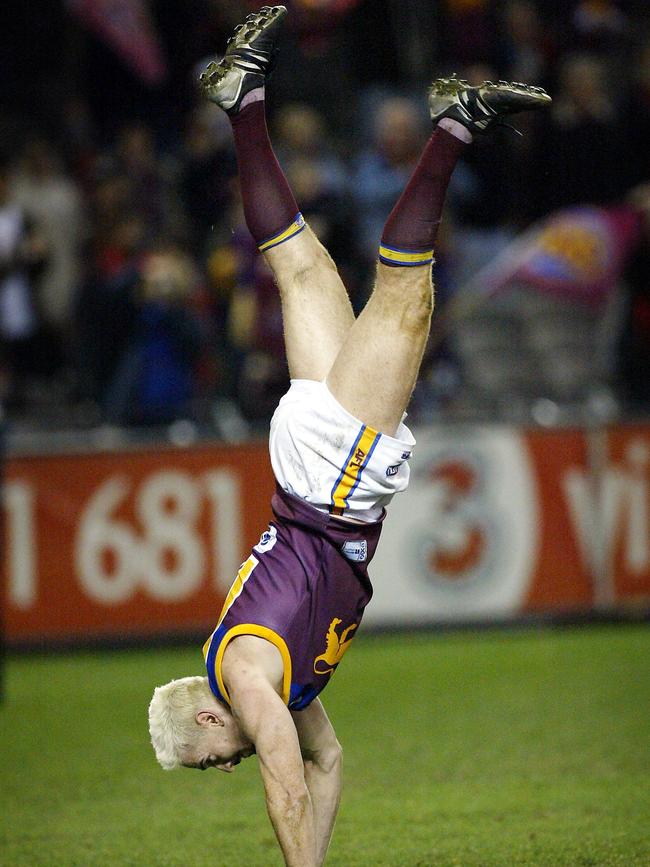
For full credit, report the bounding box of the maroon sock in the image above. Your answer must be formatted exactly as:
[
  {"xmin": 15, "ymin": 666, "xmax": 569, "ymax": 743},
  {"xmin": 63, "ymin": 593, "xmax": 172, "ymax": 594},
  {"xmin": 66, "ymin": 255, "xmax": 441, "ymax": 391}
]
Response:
[
  {"xmin": 229, "ymin": 100, "xmax": 304, "ymax": 251},
  {"xmin": 379, "ymin": 127, "xmax": 466, "ymax": 267}
]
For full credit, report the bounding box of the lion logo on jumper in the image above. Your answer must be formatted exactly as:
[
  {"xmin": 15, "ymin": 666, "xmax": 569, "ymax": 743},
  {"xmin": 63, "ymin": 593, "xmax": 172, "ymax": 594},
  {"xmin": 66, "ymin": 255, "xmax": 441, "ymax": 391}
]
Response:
[{"xmin": 313, "ymin": 618, "xmax": 358, "ymax": 675}]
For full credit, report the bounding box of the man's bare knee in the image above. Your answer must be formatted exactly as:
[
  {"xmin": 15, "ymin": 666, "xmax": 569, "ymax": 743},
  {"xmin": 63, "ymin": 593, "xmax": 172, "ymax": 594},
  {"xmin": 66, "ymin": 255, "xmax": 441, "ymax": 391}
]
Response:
[
  {"xmin": 389, "ymin": 282, "xmax": 432, "ymax": 336},
  {"xmin": 277, "ymin": 259, "xmax": 330, "ymax": 301},
  {"xmin": 399, "ymin": 288, "xmax": 433, "ymax": 334},
  {"xmin": 306, "ymin": 230, "xmax": 338, "ymax": 270},
  {"xmin": 294, "ymin": 248, "xmax": 337, "ymax": 284},
  {"xmin": 371, "ymin": 265, "xmax": 434, "ymax": 333},
  {"xmin": 269, "ymin": 227, "xmax": 338, "ymax": 291}
]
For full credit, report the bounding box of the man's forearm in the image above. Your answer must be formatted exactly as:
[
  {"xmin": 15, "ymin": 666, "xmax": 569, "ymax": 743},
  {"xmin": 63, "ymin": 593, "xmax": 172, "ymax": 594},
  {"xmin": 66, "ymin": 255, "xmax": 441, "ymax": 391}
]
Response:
[
  {"xmin": 264, "ymin": 780, "xmax": 317, "ymax": 867},
  {"xmin": 303, "ymin": 754, "xmax": 342, "ymax": 866}
]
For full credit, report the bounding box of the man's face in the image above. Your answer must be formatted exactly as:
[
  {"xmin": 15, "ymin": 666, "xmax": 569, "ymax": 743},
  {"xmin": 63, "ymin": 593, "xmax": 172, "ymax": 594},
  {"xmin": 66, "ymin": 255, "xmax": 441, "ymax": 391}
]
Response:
[{"xmin": 181, "ymin": 710, "xmax": 255, "ymax": 773}]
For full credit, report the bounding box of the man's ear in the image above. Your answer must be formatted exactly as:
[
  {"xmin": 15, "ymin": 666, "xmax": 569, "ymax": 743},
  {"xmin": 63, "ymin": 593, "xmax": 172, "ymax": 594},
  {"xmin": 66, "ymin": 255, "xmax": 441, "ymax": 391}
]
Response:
[{"xmin": 196, "ymin": 709, "xmax": 225, "ymax": 727}]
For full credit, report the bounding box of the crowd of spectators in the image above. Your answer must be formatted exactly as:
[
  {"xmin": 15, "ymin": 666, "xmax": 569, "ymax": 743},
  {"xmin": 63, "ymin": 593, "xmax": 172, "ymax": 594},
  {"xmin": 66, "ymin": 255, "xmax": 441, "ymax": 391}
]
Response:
[{"xmin": 1, "ymin": 0, "xmax": 650, "ymax": 436}]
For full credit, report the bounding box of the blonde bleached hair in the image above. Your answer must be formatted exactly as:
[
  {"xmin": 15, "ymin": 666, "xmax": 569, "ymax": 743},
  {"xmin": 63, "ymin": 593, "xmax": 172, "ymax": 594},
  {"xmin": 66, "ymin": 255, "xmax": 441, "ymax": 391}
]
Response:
[{"xmin": 148, "ymin": 676, "xmax": 214, "ymax": 770}]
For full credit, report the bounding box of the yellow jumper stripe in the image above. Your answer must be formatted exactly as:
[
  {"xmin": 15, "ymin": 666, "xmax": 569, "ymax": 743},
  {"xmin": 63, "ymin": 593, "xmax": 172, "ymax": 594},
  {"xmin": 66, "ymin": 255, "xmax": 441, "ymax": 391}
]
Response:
[
  {"xmin": 214, "ymin": 624, "xmax": 293, "ymax": 706},
  {"xmin": 330, "ymin": 425, "xmax": 382, "ymax": 512}
]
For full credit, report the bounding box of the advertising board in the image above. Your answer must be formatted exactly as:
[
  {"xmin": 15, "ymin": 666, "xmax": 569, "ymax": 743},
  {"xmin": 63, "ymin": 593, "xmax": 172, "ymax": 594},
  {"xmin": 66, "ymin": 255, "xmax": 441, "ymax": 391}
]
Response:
[{"xmin": 3, "ymin": 426, "xmax": 649, "ymax": 643}]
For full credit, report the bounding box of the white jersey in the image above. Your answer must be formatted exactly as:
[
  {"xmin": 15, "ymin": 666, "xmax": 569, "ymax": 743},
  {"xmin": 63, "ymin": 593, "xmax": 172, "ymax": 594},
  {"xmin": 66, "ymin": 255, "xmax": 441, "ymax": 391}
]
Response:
[{"xmin": 269, "ymin": 379, "xmax": 415, "ymax": 523}]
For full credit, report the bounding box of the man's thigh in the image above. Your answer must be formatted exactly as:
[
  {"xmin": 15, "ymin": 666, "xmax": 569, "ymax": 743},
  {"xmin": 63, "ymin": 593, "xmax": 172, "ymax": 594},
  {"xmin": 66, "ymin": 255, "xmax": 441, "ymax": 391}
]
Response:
[
  {"xmin": 264, "ymin": 226, "xmax": 355, "ymax": 380},
  {"xmin": 325, "ymin": 262, "xmax": 433, "ymax": 434}
]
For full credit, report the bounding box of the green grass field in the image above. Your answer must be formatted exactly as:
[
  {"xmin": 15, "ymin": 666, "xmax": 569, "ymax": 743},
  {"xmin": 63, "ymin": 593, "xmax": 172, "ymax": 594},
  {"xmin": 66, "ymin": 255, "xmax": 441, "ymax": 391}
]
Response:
[{"xmin": 1, "ymin": 626, "xmax": 649, "ymax": 866}]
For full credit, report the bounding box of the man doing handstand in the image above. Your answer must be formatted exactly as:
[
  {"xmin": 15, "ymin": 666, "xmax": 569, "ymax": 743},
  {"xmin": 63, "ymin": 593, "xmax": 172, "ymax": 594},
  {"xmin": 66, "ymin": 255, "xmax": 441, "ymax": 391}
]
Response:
[{"xmin": 148, "ymin": 7, "xmax": 550, "ymax": 866}]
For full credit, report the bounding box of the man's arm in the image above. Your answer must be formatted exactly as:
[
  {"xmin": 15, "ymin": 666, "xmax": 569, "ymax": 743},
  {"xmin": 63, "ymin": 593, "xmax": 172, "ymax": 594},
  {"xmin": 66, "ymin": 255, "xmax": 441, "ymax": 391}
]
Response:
[
  {"xmin": 222, "ymin": 636, "xmax": 317, "ymax": 867},
  {"xmin": 292, "ymin": 699, "xmax": 342, "ymax": 867}
]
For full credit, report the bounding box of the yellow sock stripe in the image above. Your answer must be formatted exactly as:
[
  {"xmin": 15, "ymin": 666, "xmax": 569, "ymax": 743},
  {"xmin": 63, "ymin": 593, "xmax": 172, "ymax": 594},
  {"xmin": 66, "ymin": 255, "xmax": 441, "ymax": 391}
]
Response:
[
  {"xmin": 215, "ymin": 624, "xmax": 292, "ymax": 706},
  {"xmin": 331, "ymin": 426, "xmax": 381, "ymax": 511},
  {"xmin": 258, "ymin": 213, "xmax": 306, "ymax": 252},
  {"xmin": 379, "ymin": 243, "xmax": 434, "ymax": 266}
]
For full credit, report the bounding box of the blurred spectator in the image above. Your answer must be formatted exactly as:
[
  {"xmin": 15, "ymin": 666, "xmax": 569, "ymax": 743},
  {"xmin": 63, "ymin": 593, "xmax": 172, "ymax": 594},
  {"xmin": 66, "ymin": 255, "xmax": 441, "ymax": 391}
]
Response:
[
  {"xmin": 446, "ymin": 64, "xmax": 520, "ymax": 288},
  {"xmin": 2, "ymin": 0, "xmax": 650, "ymax": 428},
  {"xmin": 12, "ymin": 139, "xmax": 84, "ymax": 346},
  {"xmin": 274, "ymin": 104, "xmax": 355, "ymax": 277},
  {"xmin": 102, "ymin": 244, "xmax": 208, "ymax": 425},
  {"xmin": 179, "ymin": 105, "xmax": 237, "ymax": 255},
  {"xmin": 97, "ymin": 123, "xmax": 178, "ymax": 238},
  {"xmin": 570, "ymin": 0, "xmax": 630, "ymax": 55},
  {"xmin": 498, "ymin": 0, "xmax": 554, "ymax": 85},
  {"xmin": 210, "ymin": 197, "xmax": 289, "ymax": 425},
  {"xmin": 60, "ymin": 96, "xmax": 98, "ymax": 187},
  {"xmin": 352, "ymin": 97, "xmax": 425, "ymax": 265},
  {"xmin": 626, "ymin": 35, "xmax": 650, "ymax": 188},
  {"xmin": 0, "ymin": 162, "xmax": 48, "ymax": 407},
  {"xmin": 440, "ymin": 0, "xmax": 498, "ymax": 70},
  {"xmin": 74, "ymin": 212, "xmax": 145, "ymax": 410},
  {"xmin": 90, "ymin": 174, "xmax": 141, "ymax": 278},
  {"xmin": 617, "ymin": 185, "xmax": 650, "ymax": 412},
  {"xmin": 274, "ymin": 103, "xmax": 347, "ymax": 196},
  {"xmin": 262, "ymin": 0, "xmax": 362, "ymax": 130},
  {"xmin": 531, "ymin": 53, "xmax": 629, "ymax": 216}
]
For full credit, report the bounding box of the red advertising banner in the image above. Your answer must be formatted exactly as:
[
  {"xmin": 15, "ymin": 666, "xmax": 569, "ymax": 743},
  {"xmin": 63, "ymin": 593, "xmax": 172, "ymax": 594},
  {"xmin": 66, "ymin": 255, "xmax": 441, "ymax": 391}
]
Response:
[
  {"xmin": 3, "ymin": 426, "xmax": 650, "ymax": 643},
  {"xmin": 601, "ymin": 425, "xmax": 650, "ymax": 605},
  {"xmin": 366, "ymin": 424, "xmax": 650, "ymax": 626},
  {"xmin": 524, "ymin": 428, "xmax": 593, "ymax": 610},
  {"xmin": 3, "ymin": 442, "xmax": 275, "ymax": 643}
]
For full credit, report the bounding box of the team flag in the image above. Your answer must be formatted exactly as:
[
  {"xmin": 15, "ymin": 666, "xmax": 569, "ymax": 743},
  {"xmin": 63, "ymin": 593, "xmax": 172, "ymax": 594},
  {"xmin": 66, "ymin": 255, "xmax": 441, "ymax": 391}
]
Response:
[
  {"xmin": 466, "ymin": 205, "xmax": 642, "ymax": 308},
  {"xmin": 67, "ymin": 0, "xmax": 167, "ymax": 85}
]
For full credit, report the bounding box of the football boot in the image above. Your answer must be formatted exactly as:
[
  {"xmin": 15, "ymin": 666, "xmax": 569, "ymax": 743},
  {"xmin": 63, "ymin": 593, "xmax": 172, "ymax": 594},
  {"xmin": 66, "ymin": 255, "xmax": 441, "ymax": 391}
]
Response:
[
  {"xmin": 200, "ymin": 5, "xmax": 287, "ymax": 115},
  {"xmin": 429, "ymin": 75, "xmax": 551, "ymax": 133}
]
